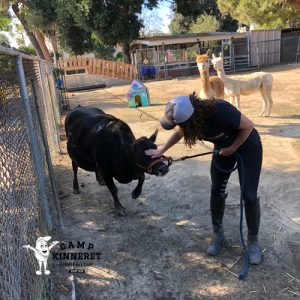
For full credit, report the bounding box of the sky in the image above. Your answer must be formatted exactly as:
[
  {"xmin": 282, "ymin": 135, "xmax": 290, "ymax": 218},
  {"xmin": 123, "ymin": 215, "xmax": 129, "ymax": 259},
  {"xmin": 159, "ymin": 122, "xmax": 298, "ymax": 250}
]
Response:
[
  {"xmin": 156, "ymin": 2, "xmax": 173, "ymax": 33},
  {"xmin": 143, "ymin": 1, "xmax": 173, "ymax": 34},
  {"xmin": 3, "ymin": 7, "xmax": 26, "ymax": 48}
]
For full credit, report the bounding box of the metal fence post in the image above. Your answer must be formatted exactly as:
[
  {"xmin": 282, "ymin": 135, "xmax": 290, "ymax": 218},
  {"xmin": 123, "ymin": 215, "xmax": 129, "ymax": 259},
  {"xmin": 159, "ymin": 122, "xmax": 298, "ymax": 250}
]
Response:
[
  {"xmin": 38, "ymin": 61, "xmax": 62, "ymax": 154},
  {"xmin": 46, "ymin": 64, "xmax": 61, "ymax": 126},
  {"xmin": 16, "ymin": 54, "xmax": 53, "ymax": 231},
  {"xmin": 31, "ymin": 79, "xmax": 64, "ymax": 229}
]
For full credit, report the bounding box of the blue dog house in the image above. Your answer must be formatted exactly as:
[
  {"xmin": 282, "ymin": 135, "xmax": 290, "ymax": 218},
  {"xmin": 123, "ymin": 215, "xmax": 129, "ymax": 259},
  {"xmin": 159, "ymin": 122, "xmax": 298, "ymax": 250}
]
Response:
[{"xmin": 127, "ymin": 80, "xmax": 151, "ymax": 108}]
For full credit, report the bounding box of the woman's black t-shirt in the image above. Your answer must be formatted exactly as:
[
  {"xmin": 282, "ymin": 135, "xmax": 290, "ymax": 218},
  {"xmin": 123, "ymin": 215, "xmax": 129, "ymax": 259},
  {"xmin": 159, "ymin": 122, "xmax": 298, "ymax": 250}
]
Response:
[{"xmin": 202, "ymin": 99, "xmax": 261, "ymax": 151}]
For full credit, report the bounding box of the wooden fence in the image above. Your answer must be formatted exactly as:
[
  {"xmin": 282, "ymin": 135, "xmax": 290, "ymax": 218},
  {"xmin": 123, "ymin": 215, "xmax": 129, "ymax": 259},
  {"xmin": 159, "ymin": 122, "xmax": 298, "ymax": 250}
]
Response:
[{"xmin": 57, "ymin": 56, "xmax": 138, "ymax": 81}]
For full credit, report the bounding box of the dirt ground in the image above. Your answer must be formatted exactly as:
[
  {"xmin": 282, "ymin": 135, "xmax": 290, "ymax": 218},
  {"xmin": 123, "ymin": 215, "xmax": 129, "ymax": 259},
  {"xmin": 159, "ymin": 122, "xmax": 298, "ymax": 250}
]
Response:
[{"xmin": 53, "ymin": 63, "xmax": 300, "ymax": 299}]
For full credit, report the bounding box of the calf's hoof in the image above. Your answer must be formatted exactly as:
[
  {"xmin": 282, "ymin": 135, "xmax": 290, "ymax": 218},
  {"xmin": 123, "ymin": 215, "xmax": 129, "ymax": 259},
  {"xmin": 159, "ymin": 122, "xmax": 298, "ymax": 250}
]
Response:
[
  {"xmin": 132, "ymin": 188, "xmax": 142, "ymax": 199},
  {"xmin": 115, "ymin": 207, "xmax": 127, "ymax": 217},
  {"xmin": 73, "ymin": 188, "xmax": 80, "ymax": 194},
  {"xmin": 96, "ymin": 174, "xmax": 106, "ymax": 186},
  {"xmin": 98, "ymin": 177, "xmax": 106, "ymax": 186}
]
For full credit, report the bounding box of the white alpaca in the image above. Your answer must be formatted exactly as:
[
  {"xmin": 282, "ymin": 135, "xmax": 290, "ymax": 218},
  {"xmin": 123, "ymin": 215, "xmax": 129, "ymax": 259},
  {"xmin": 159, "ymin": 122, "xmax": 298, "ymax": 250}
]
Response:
[{"xmin": 211, "ymin": 53, "xmax": 273, "ymax": 116}]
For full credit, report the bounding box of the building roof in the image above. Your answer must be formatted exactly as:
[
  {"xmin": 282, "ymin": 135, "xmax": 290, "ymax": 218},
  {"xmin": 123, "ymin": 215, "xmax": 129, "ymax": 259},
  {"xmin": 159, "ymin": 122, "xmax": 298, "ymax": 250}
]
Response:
[{"xmin": 131, "ymin": 32, "xmax": 247, "ymax": 48}]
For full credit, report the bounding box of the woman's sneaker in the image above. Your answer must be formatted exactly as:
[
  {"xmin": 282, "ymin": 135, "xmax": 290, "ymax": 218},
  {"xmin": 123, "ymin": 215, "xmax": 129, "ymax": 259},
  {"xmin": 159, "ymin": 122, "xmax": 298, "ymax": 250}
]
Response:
[
  {"xmin": 248, "ymin": 241, "xmax": 262, "ymax": 265},
  {"xmin": 207, "ymin": 230, "xmax": 225, "ymax": 256}
]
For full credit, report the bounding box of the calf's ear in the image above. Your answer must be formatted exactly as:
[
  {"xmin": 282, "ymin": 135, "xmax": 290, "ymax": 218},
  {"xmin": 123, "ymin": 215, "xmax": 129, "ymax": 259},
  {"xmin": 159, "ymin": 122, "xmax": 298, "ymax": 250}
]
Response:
[{"xmin": 149, "ymin": 129, "xmax": 158, "ymax": 142}]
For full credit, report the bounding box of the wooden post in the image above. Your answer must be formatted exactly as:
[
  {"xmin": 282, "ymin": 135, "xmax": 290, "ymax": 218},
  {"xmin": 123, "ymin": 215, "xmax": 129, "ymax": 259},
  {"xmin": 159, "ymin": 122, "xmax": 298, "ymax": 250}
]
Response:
[{"xmin": 162, "ymin": 43, "xmax": 167, "ymax": 79}]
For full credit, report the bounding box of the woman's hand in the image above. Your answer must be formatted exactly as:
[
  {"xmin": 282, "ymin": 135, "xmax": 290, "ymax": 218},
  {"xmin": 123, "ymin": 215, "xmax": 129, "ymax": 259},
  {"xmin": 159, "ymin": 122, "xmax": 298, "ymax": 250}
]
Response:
[
  {"xmin": 145, "ymin": 146, "xmax": 165, "ymax": 158},
  {"xmin": 219, "ymin": 145, "xmax": 237, "ymax": 156},
  {"xmin": 145, "ymin": 129, "xmax": 183, "ymax": 158}
]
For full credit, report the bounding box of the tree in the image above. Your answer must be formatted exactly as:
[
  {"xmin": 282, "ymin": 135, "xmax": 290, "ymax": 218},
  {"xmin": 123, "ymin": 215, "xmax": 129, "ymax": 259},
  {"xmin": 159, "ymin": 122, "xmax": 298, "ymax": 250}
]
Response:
[
  {"xmin": 56, "ymin": 0, "xmax": 159, "ymax": 63},
  {"xmin": 139, "ymin": 5, "xmax": 164, "ymax": 36},
  {"xmin": 218, "ymin": 12, "xmax": 240, "ymax": 32},
  {"xmin": 55, "ymin": 0, "xmax": 237, "ymax": 60},
  {"xmin": 170, "ymin": 0, "xmax": 238, "ymax": 33},
  {"xmin": 0, "ymin": 13, "xmax": 12, "ymax": 47},
  {"xmin": 18, "ymin": 44, "xmax": 36, "ymax": 55},
  {"xmin": 0, "ymin": 1, "xmax": 51, "ymax": 59},
  {"xmin": 190, "ymin": 14, "xmax": 220, "ymax": 33},
  {"xmin": 14, "ymin": 24, "xmax": 25, "ymax": 45},
  {"xmin": 18, "ymin": 0, "xmax": 56, "ymax": 60},
  {"xmin": 3, "ymin": 0, "xmax": 239, "ymax": 64},
  {"xmin": 27, "ymin": 0, "xmax": 63, "ymax": 61},
  {"xmin": 172, "ymin": 0, "xmax": 209, "ymax": 18},
  {"xmin": 0, "ymin": 16, "xmax": 11, "ymax": 31},
  {"xmin": 15, "ymin": 0, "xmax": 126, "ymax": 60},
  {"xmin": 0, "ymin": 32, "xmax": 10, "ymax": 46},
  {"xmin": 217, "ymin": 0, "xmax": 300, "ymax": 28},
  {"xmin": 91, "ymin": 33, "xmax": 115, "ymax": 60},
  {"xmin": 169, "ymin": 13, "xmax": 193, "ymax": 34},
  {"xmin": 10, "ymin": 2, "xmax": 46, "ymax": 59},
  {"xmin": 284, "ymin": 0, "xmax": 300, "ymax": 8}
]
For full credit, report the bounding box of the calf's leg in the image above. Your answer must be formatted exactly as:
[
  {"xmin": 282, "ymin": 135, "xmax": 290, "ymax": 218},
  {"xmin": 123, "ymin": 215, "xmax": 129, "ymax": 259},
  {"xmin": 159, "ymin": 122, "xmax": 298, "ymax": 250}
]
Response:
[
  {"xmin": 132, "ymin": 173, "xmax": 145, "ymax": 199},
  {"xmin": 72, "ymin": 161, "xmax": 80, "ymax": 194},
  {"xmin": 96, "ymin": 172, "xmax": 106, "ymax": 186},
  {"xmin": 103, "ymin": 175, "xmax": 127, "ymax": 216}
]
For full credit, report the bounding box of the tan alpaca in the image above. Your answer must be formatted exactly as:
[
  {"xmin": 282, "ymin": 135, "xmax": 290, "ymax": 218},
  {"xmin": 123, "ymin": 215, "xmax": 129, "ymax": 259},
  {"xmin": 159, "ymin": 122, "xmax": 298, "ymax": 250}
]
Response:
[
  {"xmin": 211, "ymin": 53, "xmax": 273, "ymax": 117},
  {"xmin": 196, "ymin": 50, "xmax": 224, "ymax": 100}
]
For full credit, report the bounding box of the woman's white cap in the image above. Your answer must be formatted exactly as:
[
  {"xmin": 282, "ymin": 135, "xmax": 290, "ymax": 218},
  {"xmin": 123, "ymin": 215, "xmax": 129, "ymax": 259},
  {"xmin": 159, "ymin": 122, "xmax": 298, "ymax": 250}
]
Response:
[{"xmin": 160, "ymin": 96, "xmax": 194, "ymax": 130}]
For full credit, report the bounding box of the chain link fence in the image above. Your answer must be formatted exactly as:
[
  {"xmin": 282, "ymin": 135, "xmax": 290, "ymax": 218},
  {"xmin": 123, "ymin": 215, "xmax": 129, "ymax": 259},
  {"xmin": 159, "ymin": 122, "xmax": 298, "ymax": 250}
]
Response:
[{"xmin": 0, "ymin": 45, "xmax": 63, "ymax": 300}]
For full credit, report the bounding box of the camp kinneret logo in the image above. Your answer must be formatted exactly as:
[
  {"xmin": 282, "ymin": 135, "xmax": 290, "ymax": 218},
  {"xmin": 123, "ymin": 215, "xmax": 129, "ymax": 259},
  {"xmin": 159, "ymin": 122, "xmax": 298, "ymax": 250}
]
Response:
[
  {"xmin": 23, "ymin": 237, "xmax": 102, "ymax": 275},
  {"xmin": 23, "ymin": 236, "xmax": 60, "ymax": 275}
]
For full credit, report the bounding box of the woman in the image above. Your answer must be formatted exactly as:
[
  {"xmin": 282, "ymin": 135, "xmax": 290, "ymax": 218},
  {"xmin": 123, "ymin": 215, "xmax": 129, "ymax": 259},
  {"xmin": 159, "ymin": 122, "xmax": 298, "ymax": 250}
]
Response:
[{"xmin": 146, "ymin": 93, "xmax": 263, "ymax": 265}]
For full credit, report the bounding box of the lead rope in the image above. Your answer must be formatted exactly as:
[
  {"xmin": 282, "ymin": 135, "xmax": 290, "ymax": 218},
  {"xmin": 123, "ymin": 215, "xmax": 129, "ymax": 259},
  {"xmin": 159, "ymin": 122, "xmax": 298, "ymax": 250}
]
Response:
[{"xmin": 171, "ymin": 150, "xmax": 249, "ymax": 280}]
